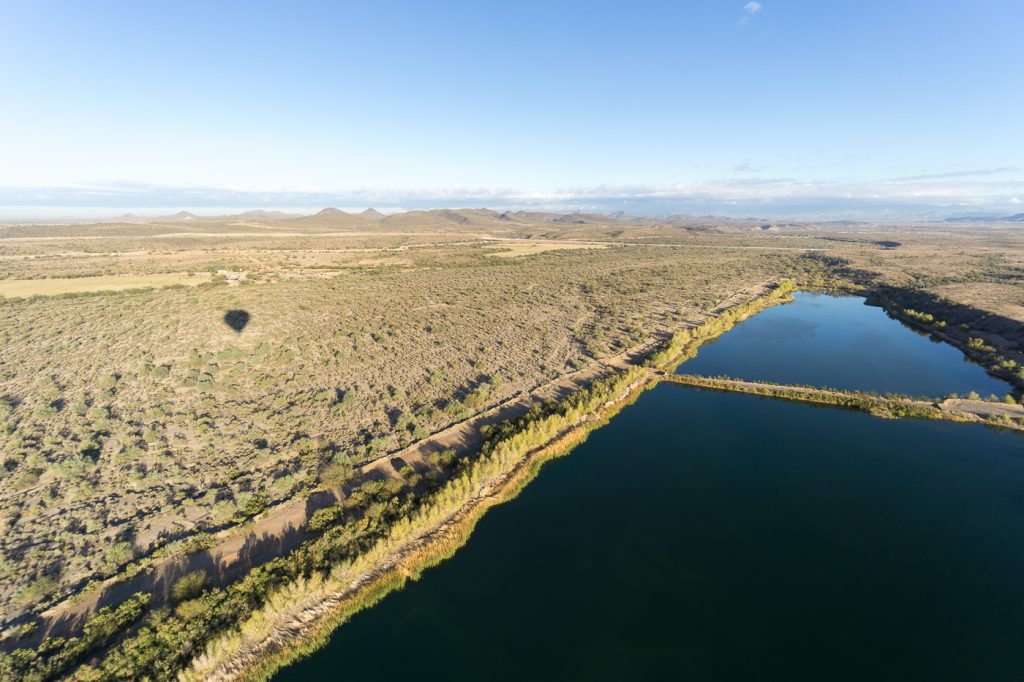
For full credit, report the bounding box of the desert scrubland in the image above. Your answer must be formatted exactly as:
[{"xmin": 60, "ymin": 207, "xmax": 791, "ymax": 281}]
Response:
[{"xmin": 1, "ymin": 208, "xmax": 1022, "ymax": 679}]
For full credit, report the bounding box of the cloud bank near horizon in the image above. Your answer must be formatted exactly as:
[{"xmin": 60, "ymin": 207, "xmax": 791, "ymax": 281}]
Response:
[{"xmin": 1, "ymin": 173, "xmax": 1022, "ymax": 221}]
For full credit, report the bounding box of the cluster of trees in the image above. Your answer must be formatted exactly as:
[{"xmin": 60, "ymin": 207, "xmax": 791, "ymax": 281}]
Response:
[
  {"xmin": 0, "ymin": 593, "xmax": 151, "ymax": 680},
  {"xmin": 0, "ymin": 472, "xmax": 420, "ymax": 680},
  {"xmin": 902, "ymin": 308, "xmax": 947, "ymax": 329},
  {"xmin": 952, "ymin": 391, "xmax": 1018, "ymax": 405},
  {"xmin": 1, "ymin": 365, "xmax": 646, "ymax": 681},
  {"xmin": 192, "ymin": 365, "xmax": 651, "ymax": 681}
]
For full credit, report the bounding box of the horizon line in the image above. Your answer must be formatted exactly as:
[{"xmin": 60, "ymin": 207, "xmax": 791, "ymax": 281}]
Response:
[
  {"xmin": 0, "ymin": 175, "xmax": 1022, "ymax": 222},
  {"xmin": 2, "ymin": 204, "xmax": 1023, "ymax": 227}
]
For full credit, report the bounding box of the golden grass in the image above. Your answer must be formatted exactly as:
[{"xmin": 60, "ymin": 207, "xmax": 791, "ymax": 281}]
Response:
[{"xmin": 0, "ymin": 272, "xmax": 210, "ymax": 297}]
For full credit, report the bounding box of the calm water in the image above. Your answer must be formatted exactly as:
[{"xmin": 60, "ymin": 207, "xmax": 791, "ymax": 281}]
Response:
[
  {"xmin": 276, "ymin": 295, "xmax": 1024, "ymax": 682},
  {"xmin": 679, "ymin": 291, "xmax": 1011, "ymax": 397}
]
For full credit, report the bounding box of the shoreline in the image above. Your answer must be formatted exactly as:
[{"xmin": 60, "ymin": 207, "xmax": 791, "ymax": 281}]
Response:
[
  {"xmin": 195, "ymin": 373, "xmax": 653, "ymax": 682},
  {"xmin": 1, "ymin": 280, "xmax": 785, "ymax": 681},
  {"xmin": 20, "ymin": 276, "xmax": 1015, "ymax": 680},
  {"xmin": 6, "ymin": 305, "xmax": 672, "ymax": 643},
  {"xmin": 798, "ymin": 270, "xmax": 1024, "ymax": 395},
  {"xmin": 13, "ymin": 276, "xmax": 1016, "ymax": 679},
  {"xmin": 664, "ymin": 374, "xmax": 1024, "ymax": 432},
  {"xmin": 184, "ymin": 283, "xmax": 798, "ymax": 681}
]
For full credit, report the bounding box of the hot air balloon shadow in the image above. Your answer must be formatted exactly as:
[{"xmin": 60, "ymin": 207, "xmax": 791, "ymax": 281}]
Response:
[{"xmin": 224, "ymin": 309, "xmax": 250, "ymax": 333}]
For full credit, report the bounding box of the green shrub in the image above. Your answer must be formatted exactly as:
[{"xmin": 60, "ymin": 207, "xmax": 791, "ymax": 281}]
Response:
[
  {"xmin": 19, "ymin": 574, "xmax": 58, "ymax": 607},
  {"xmin": 307, "ymin": 504, "xmax": 345, "ymax": 532},
  {"xmin": 171, "ymin": 570, "xmax": 207, "ymax": 602},
  {"xmin": 236, "ymin": 491, "xmax": 268, "ymax": 518},
  {"xmin": 319, "ymin": 453, "xmax": 354, "ymax": 488}
]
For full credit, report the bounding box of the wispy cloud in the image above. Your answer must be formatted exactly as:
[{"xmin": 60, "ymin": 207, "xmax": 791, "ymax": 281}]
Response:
[
  {"xmin": 889, "ymin": 166, "xmax": 1020, "ymax": 182},
  {"xmin": 1, "ymin": 173, "xmax": 1023, "ymax": 221},
  {"xmin": 739, "ymin": 2, "xmax": 762, "ymax": 25},
  {"xmin": 733, "ymin": 162, "xmax": 765, "ymax": 173}
]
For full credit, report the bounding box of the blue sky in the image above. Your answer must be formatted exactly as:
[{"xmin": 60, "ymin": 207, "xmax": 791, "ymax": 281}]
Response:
[{"xmin": 1, "ymin": 0, "xmax": 1022, "ymax": 219}]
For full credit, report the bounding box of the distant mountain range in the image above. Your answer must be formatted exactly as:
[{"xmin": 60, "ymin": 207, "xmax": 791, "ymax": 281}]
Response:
[
  {"xmin": 109, "ymin": 211, "xmax": 196, "ymax": 222},
  {"xmin": 943, "ymin": 213, "xmax": 1024, "ymax": 223},
  {"xmin": 95, "ymin": 207, "xmax": 752, "ymax": 227},
  {"xmin": 5, "ymin": 206, "xmax": 1023, "ymax": 228},
  {"xmin": 108, "ymin": 209, "xmax": 302, "ymax": 222},
  {"xmin": 58, "ymin": 208, "xmax": 901, "ymax": 233}
]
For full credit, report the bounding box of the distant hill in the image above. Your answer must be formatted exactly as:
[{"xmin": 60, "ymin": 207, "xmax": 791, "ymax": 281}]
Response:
[
  {"xmin": 283, "ymin": 207, "xmax": 373, "ymax": 228},
  {"xmin": 160, "ymin": 211, "xmax": 197, "ymax": 221},
  {"xmin": 360, "ymin": 208, "xmax": 385, "ymax": 221},
  {"xmin": 109, "ymin": 213, "xmax": 145, "ymax": 222},
  {"xmin": 381, "ymin": 208, "xmax": 508, "ymax": 229},
  {"xmin": 497, "ymin": 210, "xmax": 609, "ymax": 224},
  {"xmin": 106, "ymin": 211, "xmax": 196, "ymax": 222},
  {"xmin": 105, "ymin": 209, "xmax": 301, "ymax": 223},
  {"xmin": 552, "ymin": 212, "xmax": 620, "ymax": 225},
  {"xmin": 224, "ymin": 209, "xmax": 301, "ymax": 221}
]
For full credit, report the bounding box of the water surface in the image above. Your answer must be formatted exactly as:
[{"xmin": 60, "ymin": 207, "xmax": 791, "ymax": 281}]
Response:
[
  {"xmin": 275, "ymin": 293, "xmax": 1024, "ymax": 681},
  {"xmin": 679, "ymin": 291, "xmax": 1011, "ymax": 397},
  {"xmin": 277, "ymin": 387, "xmax": 1024, "ymax": 682}
]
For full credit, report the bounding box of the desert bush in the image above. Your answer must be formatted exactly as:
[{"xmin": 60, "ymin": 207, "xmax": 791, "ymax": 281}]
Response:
[{"xmin": 172, "ymin": 570, "xmax": 208, "ymax": 603}]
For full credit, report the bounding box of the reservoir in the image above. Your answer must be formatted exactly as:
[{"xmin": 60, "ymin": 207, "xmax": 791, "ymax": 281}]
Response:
[
  {"xmin": 679, "ymin": 291, "xmax": 1012, "ymax": 397},
  {"xmin": 276, "ymin": 295, "xmax": 1024, "ymax": 681}
]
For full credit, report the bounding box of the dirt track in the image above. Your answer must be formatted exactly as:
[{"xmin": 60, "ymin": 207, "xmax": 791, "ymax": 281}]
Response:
[{"xmin": 15, "ymin": 281, "xmax": 775, "ymax": 646}]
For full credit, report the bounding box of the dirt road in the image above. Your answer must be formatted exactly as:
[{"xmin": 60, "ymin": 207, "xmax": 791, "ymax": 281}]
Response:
[{"xmin": 12, "ymin": 282, "xmax": 776, "ymax": 646}]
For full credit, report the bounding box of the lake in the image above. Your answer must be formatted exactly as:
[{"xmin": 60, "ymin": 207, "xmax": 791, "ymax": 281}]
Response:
[
  {"xmin": 679, "ymin": 291, "xmax": 1011, "ymax": 397},
  {"xmin": 275, "ymin": 294, "xmax": 1024, "ymax": 681}
]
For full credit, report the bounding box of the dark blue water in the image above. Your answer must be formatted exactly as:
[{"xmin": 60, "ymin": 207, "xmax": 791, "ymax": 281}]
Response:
[
  {"xmin": 679, "ymin": 292, "xmax": 1011, "ymax": 398},
  {"xmin": 275, "ymin": 294, "xmax": 1024, "ymax": 682},
  {"xmin": 277, "ymin": 387, "xmax": 1024, "ymax": 681}
]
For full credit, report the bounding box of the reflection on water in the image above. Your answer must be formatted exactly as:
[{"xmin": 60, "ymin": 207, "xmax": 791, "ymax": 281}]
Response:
[{"xmin": 679, "ymin": 291, "xmax": 1011, "ymax": 397}]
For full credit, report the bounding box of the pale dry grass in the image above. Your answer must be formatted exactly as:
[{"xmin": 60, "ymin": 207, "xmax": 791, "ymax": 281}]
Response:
[
  {"xmin": 0, "ymin": 272, "xmax": 210, "ymax": 297},
  {"xmin": 483, "ymin": 241, "xmax": 610, "ymax": 258},
  {"xmin": 931, "ymin": 282, "xmax": 1024, "ymax": 322}
]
